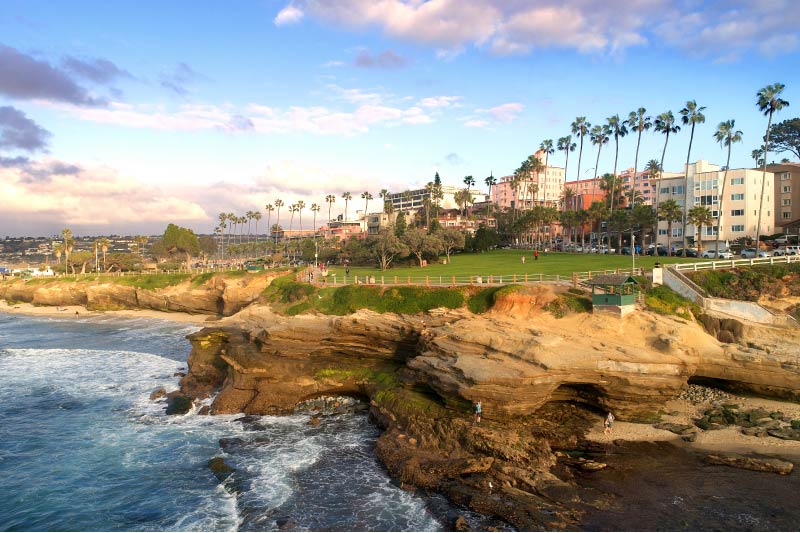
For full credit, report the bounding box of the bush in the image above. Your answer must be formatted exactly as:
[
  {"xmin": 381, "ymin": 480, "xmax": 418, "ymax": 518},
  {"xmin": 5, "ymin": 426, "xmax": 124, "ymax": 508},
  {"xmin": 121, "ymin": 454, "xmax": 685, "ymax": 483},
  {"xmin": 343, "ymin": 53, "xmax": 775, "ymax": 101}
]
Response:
[
  {"xmin": 466, "ymin": 286, "xmax": 504, "ymax": 314},
  {"xmin": 544, "ymin": 294, "xmax": 592, "ymax": 318},
  {"xmin": 645, "ymin": 285, "xmax": 699, "ymax": 320}
]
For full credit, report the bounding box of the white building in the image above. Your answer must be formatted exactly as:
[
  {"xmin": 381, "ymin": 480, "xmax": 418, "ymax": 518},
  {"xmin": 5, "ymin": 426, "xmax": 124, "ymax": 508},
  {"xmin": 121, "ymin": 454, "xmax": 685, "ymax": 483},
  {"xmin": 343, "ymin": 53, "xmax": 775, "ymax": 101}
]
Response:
[{"xmin": 387, "ymin": 185, "xmax": 486, "ymax": 213}]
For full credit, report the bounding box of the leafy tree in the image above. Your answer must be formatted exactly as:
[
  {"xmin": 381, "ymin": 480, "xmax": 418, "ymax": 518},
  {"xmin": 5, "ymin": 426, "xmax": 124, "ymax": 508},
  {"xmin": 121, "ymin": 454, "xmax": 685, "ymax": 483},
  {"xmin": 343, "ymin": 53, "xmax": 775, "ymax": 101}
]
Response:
[
  {"xmin": 199, "ymin": 235, "xmax": 217, "ymax": 260},
  {"xmin": 403, "ymin": 227, "xmax": 442, "ymax": 267},
  {"xmin": 103, "ymin": 252, "xmax": 142, "ymax": 272},
  {"xmin": 70, "ymin": 250, "xmax": 93, "ymax": 274},
  {"xmin": 439, "ymin": 227, "xmax": 465, "ymax": 264},
  {"xmin": 755, "ymin": 82, "xmax": 789, "ymax": 247},
  {"xmin": 368, "ymin": 228, "xmax": 408, "ymax": 270},
  {"xmin": 768, "ymin": 117, "xmax": 800, "ymax": 160},
  {"xmin": 467, "ymin": 225, "xmax": 500, "ymax": 252},
  {"xmin": 162, "ymin": 223, "xmax": 200, "ymax": 271},
  {"xmin": 394, "ymin": 210, "xmax": 407, "ymax": 237},
  {"xmin": 688, "ymin": 206, "xmax": 713, "ymax": 253},
  {"xmin": 658, "ymin": 199, "xmax": 683, "ymax": 253}
]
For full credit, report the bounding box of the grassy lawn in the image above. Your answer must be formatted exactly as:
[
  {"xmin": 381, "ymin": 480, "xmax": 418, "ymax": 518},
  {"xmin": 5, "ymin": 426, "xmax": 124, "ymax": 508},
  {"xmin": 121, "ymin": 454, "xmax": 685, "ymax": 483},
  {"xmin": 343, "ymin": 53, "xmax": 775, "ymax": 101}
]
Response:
[{"xmin": 323, "ymin": 250, "xmax": 698, "ymax": 282}]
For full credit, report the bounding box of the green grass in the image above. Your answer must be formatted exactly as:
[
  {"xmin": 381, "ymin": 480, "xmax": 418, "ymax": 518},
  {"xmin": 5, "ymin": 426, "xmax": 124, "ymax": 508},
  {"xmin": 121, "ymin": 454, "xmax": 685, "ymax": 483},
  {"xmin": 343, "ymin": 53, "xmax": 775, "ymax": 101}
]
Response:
[
  {"xmin": 316, "ymin": 285, "xmax": 465, "ymax": 315},
  {"xmin": 645, "ymin": 285, "xmax": 701, "ymax": 320},
  {"xmin": 544, "ymin": 293, "xmax": 593, "ymax": 318},
  {"xmin": 325, "ymin": 250, "xmax": 696, "ymax": 282},
  {"xmin": 113, "ymin": 273, "xmax": 191, "ymax": 290}
]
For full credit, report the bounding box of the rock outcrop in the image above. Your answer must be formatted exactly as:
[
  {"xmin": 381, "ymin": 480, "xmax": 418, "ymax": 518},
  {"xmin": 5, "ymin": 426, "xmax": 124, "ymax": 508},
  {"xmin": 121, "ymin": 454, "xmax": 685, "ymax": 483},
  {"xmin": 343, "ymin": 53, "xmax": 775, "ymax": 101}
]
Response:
[
  {"xmin": 179, "ymin": 303, "xmax": 800, "ymax": 529},
  {"xmin": 0, "ymin": 271, "xmax": 283, "ymax": 316}
]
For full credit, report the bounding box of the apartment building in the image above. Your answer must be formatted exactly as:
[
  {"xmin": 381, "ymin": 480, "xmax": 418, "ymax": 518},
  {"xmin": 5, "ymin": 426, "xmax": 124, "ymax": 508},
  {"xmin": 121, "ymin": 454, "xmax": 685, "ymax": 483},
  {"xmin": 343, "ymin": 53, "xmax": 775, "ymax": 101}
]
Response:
[
  {"xmin": 386, "ymin": 185, "xmax": 486, "ymax": 213},
  {"xmin": 654, "ymin": 160, "xmax": 774, "ymax": 248},
  {"xmin": 768, "ymin": 162, "xmax": 800, "ymax": 231},
  {"xmin": 492, "ymin": 150, "xmax": 565, "ymax": 209}
]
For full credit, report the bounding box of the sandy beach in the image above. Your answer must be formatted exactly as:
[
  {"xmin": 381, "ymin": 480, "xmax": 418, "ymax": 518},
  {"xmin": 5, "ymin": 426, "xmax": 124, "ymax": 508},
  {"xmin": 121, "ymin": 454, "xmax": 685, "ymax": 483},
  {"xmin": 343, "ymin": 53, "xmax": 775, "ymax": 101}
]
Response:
[
  {"xmin": 0, "ymin": 300, "xmax": 213, "ymax": 325},
  {"xmin": 586, "ymin": 395, "xmax": 800, "ymax": 459}
]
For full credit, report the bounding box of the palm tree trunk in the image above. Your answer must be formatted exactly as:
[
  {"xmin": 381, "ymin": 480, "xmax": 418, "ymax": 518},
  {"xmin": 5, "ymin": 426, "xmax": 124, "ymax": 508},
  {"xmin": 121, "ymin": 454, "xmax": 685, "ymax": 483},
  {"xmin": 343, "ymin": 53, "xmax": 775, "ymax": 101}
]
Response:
[
  {"xmin": 755, "ymin": 111, "xmax": 774, "ymax": 249},
  {"xmin": 655, "ymin": 131, "xmax": 671, "ymax": 247},
  {"xmin": 576, "ymin": 134, "xmax": 583, "ymax": 183},
  {"xmin": 715, "ymin": 143, "xmax": 732, "ymax": 256},
  {"xmin": 682, "ymin": 123, "xmax": 696, "ymax": 255},
  {"xmin": 275, "ymin": 207, "xmax": 281, "ymax": 248},
  {"xmin": 610, "ymin": 135, "xmax": 619, "ymax": 216},
  {"xmin": 564, "ymin": 150, "xmax": 571, "ymax": 207}
]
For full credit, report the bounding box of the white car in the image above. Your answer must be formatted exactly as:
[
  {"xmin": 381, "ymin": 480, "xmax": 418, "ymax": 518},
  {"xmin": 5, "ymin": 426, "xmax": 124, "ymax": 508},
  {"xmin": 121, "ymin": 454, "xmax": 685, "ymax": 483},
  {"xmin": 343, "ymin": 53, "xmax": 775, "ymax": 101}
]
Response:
[
  {"xmin": 774, "ymin": 246, "xmax": 799, "ymax": 256},
  {"xmin": 740, "ymin": 248, "xmax": 773, "ymax": 258},
  {"xmin": 701, "ymin": 250, "xmax": 733, "ymax": 259}
]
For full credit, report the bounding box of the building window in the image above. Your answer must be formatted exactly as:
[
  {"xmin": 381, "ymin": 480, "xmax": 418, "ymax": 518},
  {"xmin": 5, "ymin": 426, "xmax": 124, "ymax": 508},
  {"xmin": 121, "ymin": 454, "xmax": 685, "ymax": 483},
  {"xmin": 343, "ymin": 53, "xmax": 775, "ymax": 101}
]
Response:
[
  {"xmin": 731, "ymin": 209, "xmax": 745, "ymax": 216},
  {"xmin": 671, "ymin": 228, "xmax": 683, "ymax": 237},
  {"xmin": 731, "ymin": 193, "xmax": 744, "ymax": 201},
  {"xmin": 783, "ymin": 211, "xmax": 792, "ymax": 219},
  {"xmin": 782, "ymin": 172, "xmax": 791, "ymax": 180},
  {"xmin": 784, "ymin": 199, "xmax": 792, "ymax": 206},
  {"xmin": 658, "ymin": 229, "xmax": 668, "ymax": 236},
  {"xmin": 731, "ymin": 225, "xmax": 745, "ymax": 232},
  {"xmin": 660, "ymin": 187, "xmax": 670, "ymax": 194},
  {"xmin": 784, "ymin": 186, "xmax": 792, "ymax": 193},
  {"xmin": 731, "ymin": 177, "xmax": 744, "ymax": 185},
  {"xmin": 671, "ymin": 185, "xmax": 684, "ymax": 195}
]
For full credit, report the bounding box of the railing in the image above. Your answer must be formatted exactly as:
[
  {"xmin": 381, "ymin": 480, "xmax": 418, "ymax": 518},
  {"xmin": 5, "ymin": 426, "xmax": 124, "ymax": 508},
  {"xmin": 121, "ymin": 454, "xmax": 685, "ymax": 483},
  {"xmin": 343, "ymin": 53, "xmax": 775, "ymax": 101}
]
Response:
[{"xmin": 672, "ymin": 254, "xmax": 800, "ymax": 273}]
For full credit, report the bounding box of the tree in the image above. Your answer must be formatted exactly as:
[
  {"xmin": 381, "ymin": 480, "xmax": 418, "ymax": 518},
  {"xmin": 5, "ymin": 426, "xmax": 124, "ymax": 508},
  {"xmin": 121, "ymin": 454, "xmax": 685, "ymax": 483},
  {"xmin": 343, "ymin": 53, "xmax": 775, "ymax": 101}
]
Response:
[
  {"xmin": 561, "ymin": 185, "xmax": 576, "ymax": 212},
  {"xmin": 98, "ymin": 237, "xmax": 111, "ymax": 271},
  {"xmin": 626, "ymin": 107, "xmax": 652, "ymax": 215},
  {"xmin": 287, "ymin": 204, "xmax": 297, "ymax": 254},
  {"xmin": 658, "ymin": 199, "xmax": 683, "ymax": 253},
  {"xmin": 606, "ymin": 114, "xmax": 628, "ymax": 215},
  {"xmin": 402, "ymin": 227, "xmax": 442, "ymax": 267},
  {"xmin": 368, "ymin": 228, "xmax": 408, "ymax": 271},
  {"xmin": 688, "ymin": 206, "xmax": 713, "ymax": 253},
  {"xmin": 162, "ymin": 223, "xmax": 200, "ymax": 271},
  {"xmin": 713, "ymin": 120, "xmax": 743, "ymax": 255},
  {"xmin": 539, "ymin": 139, "xmax": 554, "ymax": 177},
  {"xmin": 587, "ymin": 201, "xmax": 608, "ymax": 246},
  {"xmin": 590, "ymin": 124, "xmax": 610, "ymax": 206},
  {"xmin": 751, "ymin": 147, "xmax": 765, "ymax": 167},
  {"xmin": 310, "ymin": 203, "xmax": 320, "ymax": 239},
  {"xmin": 264, "ymin": 204, "xmax": 274, "ymax": 252},
  {"xmin": 53, "ymin": 243, "xmax": 64, "ymax": 266},
  {"xmin": 246, "ymin": 210, "xmax": 254, "ymax": 243},
  {"xmin": 755, "ymin": 83, "xmax": 790, "ymax": 248},
  {"xmin": 630, "ymin": 204, "xmax": 656, "ymax": 252},
  {"xmin": 679, "ymin": 100, "xmax": 707, "ymax": 255},
  {"xmin": 217, "ymin": 212, "xmax": 228, "ymax": 259},
  {"xmin": 394, "ymin": 209, "xmax": 407, "ymax": 237},
  {"xmin": 70, "ymin": 250, "xmax": 93, "ymax": 274},
  {"xmin": 557, "ymin": 135, "xmax": 576, "ymax": 188},
  {"xmin": 296, "ymin": 200, "xmax": 306, "ymax": 233},
  {"xmin": 361, "ymin": 191, "xmax": 373, "ymax": 217},
  {"xmin": 61, "ymin": 228, "xmax": 74, "ymax": 275},
  {"xmin": 571, "ymin": 117, "xmax": 591, "ymax": 182},
  {"xmin": 484, "ymin": 173, "xmax": 497, "ymax": 217},
  {"xmin": 253, "ymin": 211, "xmax": 262, "ymax": 248},
  {"xmin": 433, "ymin": 172, "xmax": 443, "ymax": 218},
  {"xmin": 609, "ymin": 208, "xmax": 629, "ymax": 252},
  {"xmin": 439, "ymin": 227, "xmax": 466, "ymax": 264},
  {"xmin": 199, "ymin": 235, "xmax": 216, "ymax": 260},
  {"xmin": 342, "ymin": 192, "xmax": 352, "ymax": 221},
  {"xmin": 273, "ymin": 199, "xmax": 284, "ymax": 247},
  {"xmin": 463, "ymin": 175, "xmax": 475, "ymax": 214},
  {"xmin": 654, "ymin": 110, "xmax": 680, "ymax": 244},
  {"xmin": 325, "ymin": 194, "xmax": 336, "ymax": 227},
  {"xmin": 768, "ymin": 117, "xmax": 800, "ymax": 160}
]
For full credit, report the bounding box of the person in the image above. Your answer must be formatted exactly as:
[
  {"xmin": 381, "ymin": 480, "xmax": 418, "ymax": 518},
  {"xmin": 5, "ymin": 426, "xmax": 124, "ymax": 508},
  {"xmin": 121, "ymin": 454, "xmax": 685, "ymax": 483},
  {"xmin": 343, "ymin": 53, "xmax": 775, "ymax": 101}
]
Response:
[
  {"xmin": 521, "ymin": 255, "xmax": 526, "ymax": 264},
  {"xmin": 604, "ymin": 412, "xmax": 615, "ymax": 435},
  {"xmin": 473, "ymin": 400, "xmax": 482, "ymax": 425},
  {"xmin": 534, "ymin": 250, "xmax": 539, "ymax": 261},
  {"xmin": 345, "ymin": 266, "xmax": 350, "ymax": 275}
]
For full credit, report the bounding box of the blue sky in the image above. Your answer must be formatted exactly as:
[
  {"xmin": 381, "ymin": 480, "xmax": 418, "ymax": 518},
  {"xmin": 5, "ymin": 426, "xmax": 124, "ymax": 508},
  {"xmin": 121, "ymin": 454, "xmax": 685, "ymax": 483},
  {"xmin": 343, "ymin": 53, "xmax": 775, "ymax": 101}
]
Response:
[{"xmin": 1, "ymin": 0, "xmax": 799, "ymax": 236}]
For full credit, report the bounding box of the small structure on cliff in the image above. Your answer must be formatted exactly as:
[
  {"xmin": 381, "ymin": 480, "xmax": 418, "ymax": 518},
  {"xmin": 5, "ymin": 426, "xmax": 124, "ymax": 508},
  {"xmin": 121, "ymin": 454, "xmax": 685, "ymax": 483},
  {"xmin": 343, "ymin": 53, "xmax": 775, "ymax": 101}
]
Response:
[{"xmin": 587, "ymin": 274, "xmax": 639, "ymax": 316}]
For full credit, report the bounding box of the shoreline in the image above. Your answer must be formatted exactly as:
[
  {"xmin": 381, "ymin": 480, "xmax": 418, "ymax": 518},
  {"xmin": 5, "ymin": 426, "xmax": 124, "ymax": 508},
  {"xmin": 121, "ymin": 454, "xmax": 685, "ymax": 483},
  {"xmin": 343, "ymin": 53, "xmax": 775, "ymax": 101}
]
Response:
[
  {"xmin": 0, "ymin": 300, "xmax": 213, "ymax": 325},
  {"xmin": 585, "ymin": 395, "xmax": 800, "ymax": 461}
]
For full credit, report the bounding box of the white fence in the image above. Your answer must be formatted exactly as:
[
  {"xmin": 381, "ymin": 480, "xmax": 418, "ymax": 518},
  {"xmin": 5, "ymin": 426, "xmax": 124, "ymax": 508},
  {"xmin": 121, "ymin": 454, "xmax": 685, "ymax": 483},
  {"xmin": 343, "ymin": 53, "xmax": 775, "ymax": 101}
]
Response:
[{"xmin": 672, "ymin": 254, "xmax": 800, "ymax": 273}]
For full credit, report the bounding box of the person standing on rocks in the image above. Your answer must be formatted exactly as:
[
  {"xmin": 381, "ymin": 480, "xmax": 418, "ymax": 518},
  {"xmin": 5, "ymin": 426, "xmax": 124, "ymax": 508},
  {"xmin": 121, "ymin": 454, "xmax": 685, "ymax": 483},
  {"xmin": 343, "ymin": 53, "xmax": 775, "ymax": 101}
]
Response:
[
  {"xmin": 604, "ymin": 412, "xmax": 615, "ymax": 435},
  {"xmin": 473, "ymin": 400, "xmax": 482, "ymax": 425}
]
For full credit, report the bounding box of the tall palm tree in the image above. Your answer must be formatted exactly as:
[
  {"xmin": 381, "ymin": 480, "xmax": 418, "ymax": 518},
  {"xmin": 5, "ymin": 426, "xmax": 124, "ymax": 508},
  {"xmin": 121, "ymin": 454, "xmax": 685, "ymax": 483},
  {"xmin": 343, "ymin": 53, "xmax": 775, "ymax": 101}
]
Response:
[
  {"xmin": 61, "ymin": 228, "xmax": 74, "ymax": 274},
  {"xmin": 606, "ymin": 114, "xmax": 628, "ymax": 216},
  {"xmin": 645, "ymin": 159, "xmax": 662, "ymax": 226},
  {"xmin": 659, "ymin": 199, "xmax": 683, "ymax": 254},
  {"xmin": 273, "ymin": 200, "xmax": 283, "ymax": 247},
  {"xmin": 342, "ymin": 192, "xmax": 352, "ymax": 221},
  {"xmin": 98, "ymin": 237, "xmax": 110, "ymax": 271},
  {"xmin": 310, "ymin": 203, "xmax": 321, "ymax": 239},
  {"xmin": 713, "ymin": 120, "xmax": 743, "ymax": 256},
  {"xmin": 679, "ymin": 100, "xmax": 707, "ymax": 255},
  {"xmin": 53, "ymin": 243, "xmax": 64, "ymax": 267},
  {"xmin": 561, "ymin": 185, "xmax": 577, "ymax": 212},
  {"xmin": 324, "ymin": 194, "xmax": 336, "ymax": 238},
  {"xmin": 571, "ymin": 117, "xmax": 591, "ymax": 182},
  {"xmin": 246, "ymin": 210, "xmax": 254, "ymax": 243},
  {"xmin": 379, "ymin": 189, "xmax": 390, "ymax": 215},
  {"xmin": 527, "ymin": 155, "xmax": 544, "ymax": 206},
  {"xmin": 463, "ymin": 175, "xmax": 475, "ymax": 214},
  {"xmin": 238, "ymin": 216, "xmax": 246, "ymax": 245},
  {"xmin": 626, "ymin": 107, "xmax": 652, "ymax": 208},
  {"xmin": 688, "ymin": 206, "xmax": 713, "ymax": 254},
  {"xmin": 539, "ymin": 139, "xmax": 554, "ymax": 170},
  {"xmin": 360, "ymin": 191, "xmax": 372, "ymax": 218},
  {"xmin": 226, "ymin": 212, "xmax": 235, "ymax": 250},
  {"xmin": 755, "ymin": 83, "xmax": 790, "ymax": 248},
  {"xmin": 296, "ymin": 200, "xmax": 306, "ymax": 233},
  {"xmin": 484, "ymin": 173, "xmax": 496, "ymax": 217},
  {"xmin": 557, "ymin": 135, "xmax": 576, "ymax": 188},
  {"xmin": 590, "ymin": 124, "xmax": 610, "ymax": 206},
  {"xmin": 287, "ymin": 204, "xmax": 297, "ymax": 253},
  {"xmin": 217, "ymin": 212, "xmax": 228, "ymax": 259},
  {"xmin": 510, "ymin": 170, "xmax": 522, "ymax": 220},
  {"xmin": 654, "ymin": 111, "xmax": 680, "ymax": 202},
  {"xmin": 264, "ymin": 204, "xmax": 274, "ymax": 251},
  {"xmin": 253, "ymin": 211, "xmax": 262, "ymax": 249}
]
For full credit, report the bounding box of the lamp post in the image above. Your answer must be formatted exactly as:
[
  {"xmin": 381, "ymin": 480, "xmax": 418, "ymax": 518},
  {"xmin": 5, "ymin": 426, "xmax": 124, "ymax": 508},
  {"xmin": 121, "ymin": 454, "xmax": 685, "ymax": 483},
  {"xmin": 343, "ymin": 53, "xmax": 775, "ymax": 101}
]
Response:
[{"xmin": 632, "ymin": 234, "xmax": 636, "ymax": 275}]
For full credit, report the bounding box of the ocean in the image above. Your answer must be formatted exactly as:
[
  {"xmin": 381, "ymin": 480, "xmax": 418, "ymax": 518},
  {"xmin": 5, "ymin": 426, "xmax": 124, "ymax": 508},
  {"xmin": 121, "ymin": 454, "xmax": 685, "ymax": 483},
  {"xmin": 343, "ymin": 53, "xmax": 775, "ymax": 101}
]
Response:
[{"xmin": 0, "ymin": 313, "xmax": 487, "ymax": 531}]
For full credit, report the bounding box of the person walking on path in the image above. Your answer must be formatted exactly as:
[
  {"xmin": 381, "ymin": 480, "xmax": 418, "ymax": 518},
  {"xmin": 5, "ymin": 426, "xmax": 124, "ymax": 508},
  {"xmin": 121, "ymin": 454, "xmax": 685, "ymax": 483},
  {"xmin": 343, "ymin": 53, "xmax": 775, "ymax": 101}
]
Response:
[
  {"xmin": 521, "ymin": 255, "xmax": 526, "ymax": 264},
  {"xmin": 473, "ymin": 401, "xmax": 482, "ymax": 425},
  {"xmin": 604, "ymin": 412, "xmax": 615, "ymax": 435},
  {"xmin": 534, "ymin": 250, "xmax": 539, "ymax": 261}
]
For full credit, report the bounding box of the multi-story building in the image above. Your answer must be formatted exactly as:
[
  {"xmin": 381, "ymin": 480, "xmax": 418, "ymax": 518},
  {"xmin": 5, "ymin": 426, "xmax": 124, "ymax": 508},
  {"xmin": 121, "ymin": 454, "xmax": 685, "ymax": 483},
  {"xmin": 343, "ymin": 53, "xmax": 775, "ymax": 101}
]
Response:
[
  {"xmin": 492, "ymin": 150, "xmax": 565, "ymax": 209},
  {"xmin": 386, "ymin": 185, "xmax": 486, "ymax": 213},
  {"xmin": 768, "ymin": 162, "xmax": 800, "ymax": 232},
  {"xmin": 653, "ymin": 160, "xmax": 774, "ymax": 249}
]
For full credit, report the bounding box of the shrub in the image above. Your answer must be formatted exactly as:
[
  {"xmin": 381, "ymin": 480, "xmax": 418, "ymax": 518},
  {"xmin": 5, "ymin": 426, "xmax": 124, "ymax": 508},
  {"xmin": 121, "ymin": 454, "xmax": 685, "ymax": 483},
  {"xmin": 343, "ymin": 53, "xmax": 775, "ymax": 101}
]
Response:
[
  {"xmin": 645, "ymin": 285, "xmax": 699, "ymax": 320},
  {"xmin": 467, "ymin": 286, "xmax": 504, "ymax": 314}
]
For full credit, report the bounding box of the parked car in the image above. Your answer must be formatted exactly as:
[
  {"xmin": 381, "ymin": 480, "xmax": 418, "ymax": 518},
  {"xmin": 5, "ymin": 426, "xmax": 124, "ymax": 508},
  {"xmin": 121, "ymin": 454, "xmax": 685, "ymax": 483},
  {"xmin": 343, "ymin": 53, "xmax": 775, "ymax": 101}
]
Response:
[
  {"xmin": 646, "ymin": 245, "xmax": 668, "ymax": 256},
  {"xmin": 774, "ymin": 246, "xmax": 799, "ymax": 256},
  {"xmin": 621, "ymin": 245, "xmax": 642, "ymax": 255},
  {"xmin": 674, "ymin": 248, "xmax": 698, "ymax": 257},
  {"xmin": 701, "ymin": 250, "xmax": 733, "ymax": 259},
  {"xmin": 597, "ymin": 245, "xmax": 616, "ymax": 254},
  {"xmin": 741, "ymin": 248, "xmax": 773, "ymax": 258}
]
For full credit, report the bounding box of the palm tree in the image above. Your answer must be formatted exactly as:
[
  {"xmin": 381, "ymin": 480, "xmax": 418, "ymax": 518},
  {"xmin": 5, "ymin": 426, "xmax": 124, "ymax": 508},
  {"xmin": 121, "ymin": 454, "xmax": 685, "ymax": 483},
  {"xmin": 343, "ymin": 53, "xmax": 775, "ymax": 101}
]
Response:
[
  {"xmin": 713, "ymin": 120, "xmax": 743, "ymax": 256},
  {"xmin": 571, "ymin": 117, "xmax": 591, "ymax": 182},
  {"xmin": 539, "ymin": 139, "xmax": 554, "ymax": 171},
  {"xmin": 484, "ymin": 173, "xmax": 496, "ymax": 218},
  {"xmin": 53, "ymin": 243, "xmax": 64, "ymax": 268},
  {"xmin": 645, "ymin": 159, "xmax": 662, "ymax": 231},
  {"xmin": 659, "ymin": 199, "xmax": 683, "ymax": 254},
  {"xmin": 401, "ymin": 190, "xmax": 413, "ymax": 211},
  {"xmin": 61, "ymin": 228, "xmax": 74, "ymax": 274},
  {"xmin": 590, "ymin": 124, "xmax": 610, "ymax": 207},
  {"xmin": 296, "ymin": 200, "xmax": 306, "ymax": 233},
  {"xmin": 606, "ymin": 114, "xmax": 628, "ymax": 215},
  {"xmin": 135, "ymin": 235, "xmax": 148, "ymax": 258},
  {"xmin": 561, "ymin": 185, "xmax": 576, "ymax": 212},
  {"xmin": 361, "ymin": 191, "xmax": 372, "ymax": 218},
  {"xmin": 527, "ymin": 155, "xmax": 544, "ymax": 206},
  {"xmin": 238, "ymin": 216, "xmax": 246, "ymax": 245},
  {"xmin": 510, "ymin": 171, "xmax": 522, "ymax": 220},
  {"xmin": 226, "ymin": 212, "xmax": 235, "ymax": 250},
  {"xmin": 253, "ymin": 211, "xmax": 262, "ymax": 249},
  {"xmin": 287, "ymin": 204, "xmax": 297, "ymax": 253},
  {"xmin": 557, "ymin": 135, "xmax": 576, "ymax": 187},
  {"xmin": 264, "ymin": 204, "xmax": 274, "ymax": 251},
  {"xmin": 679, "ymin": 100, "xmax": 707, "ymax": 255},
  {"xmin": 463, "ymin": 175, "xmax": 475, "ymax": 214},
  {"xmin": 577, "ymin": 209, "xmax": 589, "ymax": 250},
  {"xmin": 246, "ymin": 210, "xmax": 255, "ymax": 243},
  {"xmin": 98, "ymin": 237, "xmax": 110, "ymax": 271},
  {"xmin": 587, "ymin": 201, "xmax": 608, "ymax": 247},
  {"xmin": 273, "ymin": 200, "xmax": 283, "ymax": 247},
  {"xmin": 310, "ymin": 203, "xmax": 321, "ymax": 239},
  {"xmin": 688, "ymin": 206, "xmax": 713, "ymax": 253},
  {"xmin": 342, "ymin": 192, "xmax": 352, "ymax": 221},
  {"xmin": 626, "ymin": 107, "xmax": 652, "ymax": 211},
  {"xmin": 217, "ymin": 212, "xmax": 228, "ymax": 259},
  {"xmin": 379, "ymin": 189, "xmax": 390, "ymax": 215},
  {"xmin": 755, "ymin": 83, "xmax": 790, "ymax": 248},
  {"xmin": 752, "ymin": 147, "xmax": 766, "ymax": 167}
]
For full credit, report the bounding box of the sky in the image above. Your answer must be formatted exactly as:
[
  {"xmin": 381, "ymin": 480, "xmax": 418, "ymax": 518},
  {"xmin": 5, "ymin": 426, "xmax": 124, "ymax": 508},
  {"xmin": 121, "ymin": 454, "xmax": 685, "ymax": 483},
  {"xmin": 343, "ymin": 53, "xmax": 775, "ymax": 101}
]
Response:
[{"xmin": 1, "ymin": 0, "xmax": 799, "ymax": 237}]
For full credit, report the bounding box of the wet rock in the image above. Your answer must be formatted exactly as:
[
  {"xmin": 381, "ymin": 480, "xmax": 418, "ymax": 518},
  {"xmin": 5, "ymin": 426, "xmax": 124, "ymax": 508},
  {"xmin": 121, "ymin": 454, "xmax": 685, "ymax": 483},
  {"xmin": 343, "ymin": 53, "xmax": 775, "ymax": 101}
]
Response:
[
  {"xmin": 767, "ymin": 427, "xmax": 800, "ymax": 441},
  {"xmin": 704, "ymin": 453, "xmax": 794, "ymax": 475},
  {"xmin": 579, "ymin": 460, "xmax": 607, "ymax": 471},
  {"xmin": 454, "ymin": 515, "xmax": 472, "ymax": 531},
  {"xmin": 149, "ymin": 387, "xmax": 166, "ymax": 401},
  {"xmin": 309, "ymin": 415, "xmax": 321, "ymax": 426},
  {"xmin": 742, "ymin": 426, "xmax": 769, "ymax": 437},
  {"xmin": 219, "ymin": 437, "xmax": 246, "ymax": 451},
  {"xmin": 173, "ymin": 371, "xmax": 186, "ymax": 377},
  {"xmin": 275, "ymin": 517, "xmax": 298, "ymax": 530},
  {"xmin": 681, "ymin": 433, "xmax": 698, "ymax": 442},
  {"xmin": 198, "ymin": 405, "xmax": 211, "ymax": 415},
  {"xmin": 208, "ymin": 456, "xmax": 235, "ymax": 481},
  {"xmin": 165, "ymin": 391, "xmax": 193, "ymax": 415},
  {"xmin": 653, "ymin": 422, "xmax": 695, "ymax": 435}
]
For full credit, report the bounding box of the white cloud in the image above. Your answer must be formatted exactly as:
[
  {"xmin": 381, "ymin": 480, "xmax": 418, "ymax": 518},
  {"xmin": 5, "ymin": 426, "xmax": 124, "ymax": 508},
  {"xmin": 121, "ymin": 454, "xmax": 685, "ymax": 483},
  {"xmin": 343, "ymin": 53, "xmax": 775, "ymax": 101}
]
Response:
[
  {"xmin": 464, "ymin": 119, "xmax": 488, "ymax": 128},
  {"xmin": 277, "ymin": 0, "xmax": 800, "ymax": 60},
  {"xmin": 274, "ymin": 5, "xmax": 304, "ymax": 26},
  {"xmin": 418, "ymin": 95, "xmax": 461, "ymax": 108},
  {"xmin": 477, "ymin": 102, "xmax": 524, "ymax": 123}
]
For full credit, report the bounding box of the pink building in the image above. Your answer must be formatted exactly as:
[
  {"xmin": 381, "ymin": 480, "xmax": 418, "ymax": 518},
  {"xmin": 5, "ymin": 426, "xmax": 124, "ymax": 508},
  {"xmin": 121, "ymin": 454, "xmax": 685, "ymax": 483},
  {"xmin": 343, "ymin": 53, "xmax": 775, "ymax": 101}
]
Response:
[{"xmin": 491, "ymin": 150, "xmax": 565, "ymax": 210}]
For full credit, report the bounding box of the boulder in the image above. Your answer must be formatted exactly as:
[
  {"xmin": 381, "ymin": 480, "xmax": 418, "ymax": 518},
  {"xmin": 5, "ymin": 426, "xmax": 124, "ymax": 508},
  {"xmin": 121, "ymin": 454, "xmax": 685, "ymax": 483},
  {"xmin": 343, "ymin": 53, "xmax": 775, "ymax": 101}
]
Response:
[
  {"xmin": 208, "ymin": 456, "xmax": 235, "ymax": 481},
  {"xmin": 767, "ymin": 427, "xmax": 800, "ymax": 441},
  {"xmin": 149, "ymin": 387, "xmax": 167, "ymax": 401},
  {"xmin": 653, "ymin": 422, "xmax": 695, "ymax": 435},
  {"xmin": 165, "ymin": 391, "xmax": 193, "ymax": 415},
  {"xmin": 704, "ymin": 453, "xmax": 794, "ymax": 475}
]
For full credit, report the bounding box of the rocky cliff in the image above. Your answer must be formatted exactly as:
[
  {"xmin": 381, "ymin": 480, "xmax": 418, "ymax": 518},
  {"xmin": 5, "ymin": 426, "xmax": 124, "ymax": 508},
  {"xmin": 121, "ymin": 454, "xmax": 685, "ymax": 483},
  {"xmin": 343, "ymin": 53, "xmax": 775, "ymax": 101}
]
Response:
[
  {"xmin": 179, "ymin": 290, "xmax": 800, "ymax": 529},
  {"xmin": 0, "ymin": 272, "xmax": 285, "ymax": 316}
]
